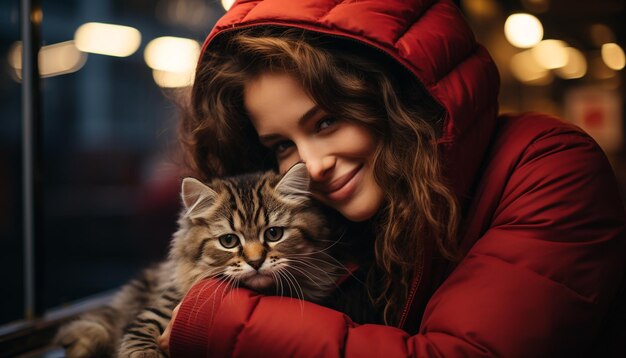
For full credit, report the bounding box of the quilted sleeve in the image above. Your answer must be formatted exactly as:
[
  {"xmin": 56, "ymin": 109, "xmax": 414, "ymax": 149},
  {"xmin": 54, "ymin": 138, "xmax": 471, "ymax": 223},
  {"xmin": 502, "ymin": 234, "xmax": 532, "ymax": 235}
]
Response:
[{"xmin": 169, "ymin": 280, "xmax": 420, "ymax": 357}]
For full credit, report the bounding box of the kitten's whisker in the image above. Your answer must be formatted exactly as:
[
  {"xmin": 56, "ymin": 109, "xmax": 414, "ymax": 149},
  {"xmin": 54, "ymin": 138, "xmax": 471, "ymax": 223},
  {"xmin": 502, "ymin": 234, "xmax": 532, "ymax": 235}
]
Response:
[
  {"xmin": 281, "ymin": 270, "xmax": 306, "ymax": 313},
  {"xmin": 189, "ymin": 269, "xmax": 227, "ymax": 320},
  {"xmin": 305, "ymin": 250, "xmax": 367, "ymax": 285},
  {"xmin": 304, "ymin": 231, "xmax": 348, "ymax": 253},
  {"xmin": 281, "ymin": 269, "xmax": 305, "ymax": 301},
  {"xmin": 282, "ymin": 264, "xmax": 328, "ymax": 291},
  {"xmin": 286, "ymin": 254, "xmax": 350, "ymax": 273},
  {"xmin": 270, "ymin": 271, "xmax": 284, "ymax": 299},
  {"xmin": 268, "ymin": 270, "xmax": 280, "ymax": 297},
  {"xmin": 191, "ymin": 277, "xmax": 232, "ymax": 324},
  {"xmin": 275, "ymin": 269, "xmax": 293, "ymax": 300},
  {"xmin": 194, "ymin": 267, "xmax": 226, "ymax": 287},
  {"xmin": 283, "ymin": 259, "xmax": 337, "ymax": 288},
  {"xmin": 293, "ymin": 227, "xmax": 347, "ymax": 248},
  {"xmin": 284, "ymin": 257, "xmax": 341, "ymax": 276},
  {"xmin": 270, "ymin": 271, "xmax": 279, "ymax": 296},
  {"xmin": 193, "ymin": 268, "xmax": 227, "ymax": 297},
  {"xmin": 277, "ymin": 268, "xmax": 301, "ymax": 302},
  {"xmin": 226, "ymin": 276, "xmax": 240, "ymax": 305},
  {"xmin": 189, "ymin": 279, "xmax": 222, "ymax": 321}
]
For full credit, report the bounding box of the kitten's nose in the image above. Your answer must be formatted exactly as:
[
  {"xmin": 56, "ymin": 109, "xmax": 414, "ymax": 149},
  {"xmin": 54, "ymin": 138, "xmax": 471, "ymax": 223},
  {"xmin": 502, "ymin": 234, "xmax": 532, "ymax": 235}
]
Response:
[
  {"xmin": 247, "ymin": 258, "xmax": 264, "ymax": 271},
  {"xmin": 243, "ymin": 242, "xmax": 266, "ymax": 270}
]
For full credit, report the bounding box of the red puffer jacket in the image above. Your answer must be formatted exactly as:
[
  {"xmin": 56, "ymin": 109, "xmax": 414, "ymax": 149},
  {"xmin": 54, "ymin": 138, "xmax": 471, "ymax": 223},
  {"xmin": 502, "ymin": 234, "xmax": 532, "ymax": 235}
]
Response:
[{"xmin": 170, "ymin": 0, "xmax": 626, "ymax": 356}]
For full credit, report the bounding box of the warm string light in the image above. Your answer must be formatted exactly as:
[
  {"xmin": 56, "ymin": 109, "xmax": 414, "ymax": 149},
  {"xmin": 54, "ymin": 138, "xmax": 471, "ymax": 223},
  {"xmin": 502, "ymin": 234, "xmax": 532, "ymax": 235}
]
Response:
[
  {"xmin": 602, "ymin": 43, "xmax": 626, "ymax": 71},
  {"xmin": 74, "ymin": 22, "xmax": 141, "ymax": 57},
  {"xmin": 531, "ymin": 40, "xmax": 569, "ymax": 70},
  {"xmin": 510, "ymin": 49, "xmax": 552, "ymax": 85},
  {"xmin": 555, "ymin": 48, "xmax": 587, "ymax": 80},
  {"xmin": 144, "ymin": 36, "xmax": 200, "ymax": 88},
  {"xmin": 504, "ymin": 13, "xmax": 543, "ymax": 48},
  {"xmin": 8, "ymin": 40, "xmax": 87, "ymax": 79}
]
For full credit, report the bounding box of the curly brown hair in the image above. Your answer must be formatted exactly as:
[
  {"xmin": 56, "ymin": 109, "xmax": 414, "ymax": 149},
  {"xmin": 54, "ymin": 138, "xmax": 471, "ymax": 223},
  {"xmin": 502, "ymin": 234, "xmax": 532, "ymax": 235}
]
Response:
[{"xmin": 179, "ymin": 27, "xmax": 460, "ymax": 325}]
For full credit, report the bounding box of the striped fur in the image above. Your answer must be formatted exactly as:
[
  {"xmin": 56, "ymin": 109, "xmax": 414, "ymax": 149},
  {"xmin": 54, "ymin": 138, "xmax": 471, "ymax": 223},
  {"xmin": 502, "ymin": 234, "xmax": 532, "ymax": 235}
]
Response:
[{"xmin": 55, "ymin": 164, "xmax": 347, "ymax": 357}]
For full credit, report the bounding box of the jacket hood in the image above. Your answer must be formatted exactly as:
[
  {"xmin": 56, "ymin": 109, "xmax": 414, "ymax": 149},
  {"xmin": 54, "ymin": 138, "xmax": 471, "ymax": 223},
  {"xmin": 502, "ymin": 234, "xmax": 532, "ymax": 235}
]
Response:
[{"xmin": 199, "ymin": 0, "xmax": 500, "ymax": 205}]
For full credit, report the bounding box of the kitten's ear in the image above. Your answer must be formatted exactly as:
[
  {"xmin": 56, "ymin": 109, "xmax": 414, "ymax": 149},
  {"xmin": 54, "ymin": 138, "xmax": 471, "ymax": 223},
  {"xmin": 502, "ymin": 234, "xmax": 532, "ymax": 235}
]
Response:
[
  {"xmin": 275, "ymin": 162, "xmax": 310, "ymax": 202},
  {"xmin": 181, "ymin": 178, "xmax": 218, "ymax": 215}
]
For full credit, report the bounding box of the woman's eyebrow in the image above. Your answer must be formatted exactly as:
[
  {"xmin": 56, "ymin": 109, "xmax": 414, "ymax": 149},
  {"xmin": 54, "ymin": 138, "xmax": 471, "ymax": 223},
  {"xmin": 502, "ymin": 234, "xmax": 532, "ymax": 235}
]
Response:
[
  {"xmin": 297, "ymin": 105, "xmax": 321, "ymax": 126},
  {"xmin": 258, "ymin": 133, "xmax": 281, "ymax": 144},
  {"xmin": 258, "ymin": 105, "xmax": 321, "ymax": 143}
]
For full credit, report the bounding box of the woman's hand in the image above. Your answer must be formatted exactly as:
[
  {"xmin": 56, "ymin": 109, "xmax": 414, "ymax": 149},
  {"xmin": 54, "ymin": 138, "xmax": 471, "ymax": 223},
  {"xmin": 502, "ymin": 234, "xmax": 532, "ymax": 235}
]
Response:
[{"xmin": 158, "ymin": 303, "xmax": 181, "ymax": 355}]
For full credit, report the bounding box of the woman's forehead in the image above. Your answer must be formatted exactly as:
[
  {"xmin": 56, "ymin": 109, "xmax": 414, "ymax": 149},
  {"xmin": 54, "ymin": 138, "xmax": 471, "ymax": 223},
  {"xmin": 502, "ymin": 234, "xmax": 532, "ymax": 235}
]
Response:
[{"xmin": 244, "ymin": 72, "xmax": 316, "ymax": 133}]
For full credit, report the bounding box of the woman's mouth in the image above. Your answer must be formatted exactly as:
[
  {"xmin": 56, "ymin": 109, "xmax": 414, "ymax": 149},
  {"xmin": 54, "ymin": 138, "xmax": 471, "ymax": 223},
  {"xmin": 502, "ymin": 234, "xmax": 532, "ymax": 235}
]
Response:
[{"xmin": 323, "ymin": 165, "xmax": 363, "ymax": 202}]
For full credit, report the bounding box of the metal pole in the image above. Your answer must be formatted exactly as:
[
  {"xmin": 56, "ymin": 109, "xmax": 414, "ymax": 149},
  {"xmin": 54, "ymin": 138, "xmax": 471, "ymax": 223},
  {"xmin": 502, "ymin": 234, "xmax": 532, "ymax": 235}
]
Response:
[{"xmin": 21, "ymin": 0, "xmax": 44, "ymax": 319}]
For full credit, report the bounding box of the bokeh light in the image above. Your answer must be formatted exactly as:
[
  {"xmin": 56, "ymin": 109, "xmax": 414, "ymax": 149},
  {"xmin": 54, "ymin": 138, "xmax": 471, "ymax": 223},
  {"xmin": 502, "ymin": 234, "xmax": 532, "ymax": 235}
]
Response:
[
  {"xmin": 144, "ymin": 36, "xmax": 200, "ymax": 72},
  {"xmin": 74, "ymin": 22, "xmax": 141, "ymax": 57},
  {"xmin": 8, "ymin": 40, "xmax": 87, "ymax": 79},
  {"xmin": 510, "ymin": 49, "xmax": 553, "ymax": 85},
  {"xmin": 555, "ymin": 47, "xmax": 587, "ymax": 79},
  {"xmin": 504, "ymin": 13, "xmax": 543, "ymax": 48},
  {"xmin": 531, "ymin": 39, "xmax": 569, "ymax": 69},
  {"xmin": 144, "ymin": 36, "xmax": 200, "ymax": 88},
  {"xmin": 601, "ymin": 43, "xmax": 625, "ymax": 71}
]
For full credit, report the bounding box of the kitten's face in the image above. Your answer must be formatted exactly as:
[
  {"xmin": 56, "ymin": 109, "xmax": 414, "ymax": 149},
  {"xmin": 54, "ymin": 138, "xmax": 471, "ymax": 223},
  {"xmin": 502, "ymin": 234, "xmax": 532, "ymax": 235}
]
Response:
[
  {"xmin": 178, "ymin": 164, "xmax": 334, "ymax": 294},
  {"xmin": 193, "ymin": 211, "xmax": 324, "ymax": 291}
]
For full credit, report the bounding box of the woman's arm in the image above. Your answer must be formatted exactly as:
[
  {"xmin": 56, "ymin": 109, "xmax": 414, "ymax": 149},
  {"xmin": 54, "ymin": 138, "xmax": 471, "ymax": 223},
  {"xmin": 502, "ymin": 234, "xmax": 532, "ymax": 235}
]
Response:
[{"xmin": 169, "ymin": 129, "xmax": 626, "ymax": 357}]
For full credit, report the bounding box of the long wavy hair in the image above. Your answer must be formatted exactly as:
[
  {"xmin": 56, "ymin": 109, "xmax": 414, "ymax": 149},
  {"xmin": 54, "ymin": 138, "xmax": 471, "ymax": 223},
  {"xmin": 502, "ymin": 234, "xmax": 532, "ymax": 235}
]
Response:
[{"xmin": 179, "ymin": 27, "xmax": 460, "ymax": 325}]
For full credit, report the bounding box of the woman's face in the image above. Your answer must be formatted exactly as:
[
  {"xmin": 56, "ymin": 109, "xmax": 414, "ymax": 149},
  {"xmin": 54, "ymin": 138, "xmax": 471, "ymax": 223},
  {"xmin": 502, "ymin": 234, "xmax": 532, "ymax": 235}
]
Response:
[{"xmin": 244, "ymin": 72, "xmax": 384, "ymax": 222}]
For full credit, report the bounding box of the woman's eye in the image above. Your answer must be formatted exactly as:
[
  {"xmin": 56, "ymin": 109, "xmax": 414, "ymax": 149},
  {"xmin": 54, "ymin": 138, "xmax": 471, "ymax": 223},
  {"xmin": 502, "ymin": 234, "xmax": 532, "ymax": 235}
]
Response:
[
  {"xmin": 218, "ymin": 234, "xmax": 240, "ymax": 249},
  {"xmin": 264, "ymin": 227, "xmax": 284, "ymax": 242},
  {"xmin": 317, "ymin": 116, "xmax": 337, "ymax": 131},
  {"xmin": 272, "ymin": 141, "xmax": 294, "ymax": 154}
]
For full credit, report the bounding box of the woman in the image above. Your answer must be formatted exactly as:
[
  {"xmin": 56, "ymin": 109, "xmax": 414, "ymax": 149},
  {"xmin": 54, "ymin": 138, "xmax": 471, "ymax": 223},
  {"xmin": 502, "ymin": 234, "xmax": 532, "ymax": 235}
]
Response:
[{"xmin": 160, "ymin": 0, "xmax": 626, "ymax": 356}]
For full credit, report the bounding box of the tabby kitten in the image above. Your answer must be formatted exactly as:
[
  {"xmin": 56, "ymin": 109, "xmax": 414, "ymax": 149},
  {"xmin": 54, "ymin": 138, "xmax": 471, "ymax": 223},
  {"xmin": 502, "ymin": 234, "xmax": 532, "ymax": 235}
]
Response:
[{"xmin": 55, "ymin": 163, "xmax": 347, "ymax": 358}]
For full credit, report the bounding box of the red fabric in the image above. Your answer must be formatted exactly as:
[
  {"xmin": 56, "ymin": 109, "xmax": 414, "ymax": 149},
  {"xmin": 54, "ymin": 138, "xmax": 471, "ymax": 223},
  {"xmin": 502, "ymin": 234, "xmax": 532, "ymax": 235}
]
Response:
[{"xmin": 171, "ymin": 0, "xmax": 626, "ymax": 356}]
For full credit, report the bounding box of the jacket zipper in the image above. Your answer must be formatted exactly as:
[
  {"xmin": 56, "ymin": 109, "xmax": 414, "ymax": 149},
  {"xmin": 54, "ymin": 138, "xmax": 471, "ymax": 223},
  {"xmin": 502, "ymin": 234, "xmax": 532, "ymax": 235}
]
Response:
[{"xmin": 397, "ymin": 249, "xmax": 424, "ymax": 329}]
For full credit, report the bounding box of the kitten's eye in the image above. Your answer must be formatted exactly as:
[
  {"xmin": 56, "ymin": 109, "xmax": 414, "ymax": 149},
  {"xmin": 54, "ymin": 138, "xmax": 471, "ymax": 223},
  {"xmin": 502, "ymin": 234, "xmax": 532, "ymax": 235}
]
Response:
[
  {"xmin": 218, "ymin": 234, "xmax": 240, "ymax": 249},
  {"xmin": 264, "ymin": 227, "xmax": 284, "ymax": 242}
]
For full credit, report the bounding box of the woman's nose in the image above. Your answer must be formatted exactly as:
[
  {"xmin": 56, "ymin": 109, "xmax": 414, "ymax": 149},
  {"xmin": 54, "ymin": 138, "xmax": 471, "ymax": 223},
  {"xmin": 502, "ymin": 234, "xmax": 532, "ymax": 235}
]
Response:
[
  {"xmin": 304, "ymin": 156, "xmax": 336, "ymax": 182},
  {"xmin": 296, "ymin": 140, "xmax": 336, "ymax": 181}
]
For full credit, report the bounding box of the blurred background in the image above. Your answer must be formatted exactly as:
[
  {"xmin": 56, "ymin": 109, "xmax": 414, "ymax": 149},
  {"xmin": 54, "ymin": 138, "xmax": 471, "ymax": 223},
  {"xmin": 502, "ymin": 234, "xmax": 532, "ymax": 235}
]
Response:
[{"xmin": 0, "ymin": 0, "xmax": 624, "ymax": 344}]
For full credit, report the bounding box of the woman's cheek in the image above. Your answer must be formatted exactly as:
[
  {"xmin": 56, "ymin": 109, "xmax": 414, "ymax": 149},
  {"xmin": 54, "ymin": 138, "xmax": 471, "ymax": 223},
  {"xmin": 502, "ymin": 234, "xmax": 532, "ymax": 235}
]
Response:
[{"xmin": 278, "ymin": 155, "xmax": 300, "ymax": 174}]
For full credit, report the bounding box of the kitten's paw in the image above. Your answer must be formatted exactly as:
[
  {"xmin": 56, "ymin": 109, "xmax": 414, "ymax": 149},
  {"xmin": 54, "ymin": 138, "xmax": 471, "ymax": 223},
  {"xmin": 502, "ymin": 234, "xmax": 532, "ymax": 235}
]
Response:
[
  {"xmin": 132, "ymin": 350, "xmax": 167, "ymax": 358},
  {"xmin": 55, "ymin": 320, "xmax": 114, "ymax": 358},
  {"xmin": 118, "ymin": 334, "xmax": 166, "ymax": 358},
  {"xmin": 119, "ymin": 348, "xmax": 167, "ymax": 358}
]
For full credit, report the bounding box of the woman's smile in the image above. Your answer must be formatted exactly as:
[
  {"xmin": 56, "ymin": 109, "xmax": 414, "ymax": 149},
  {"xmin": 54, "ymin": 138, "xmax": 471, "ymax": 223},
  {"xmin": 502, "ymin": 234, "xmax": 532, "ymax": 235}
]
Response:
[{"xmin": 318, "ymin": 164, "xmax": 363, "ymax": 202}]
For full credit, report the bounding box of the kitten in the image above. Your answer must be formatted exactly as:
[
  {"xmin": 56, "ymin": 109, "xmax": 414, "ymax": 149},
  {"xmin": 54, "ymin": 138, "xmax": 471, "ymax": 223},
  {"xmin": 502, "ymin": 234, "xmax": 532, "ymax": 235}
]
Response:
[{"xmin": 55, "ymin": 163, "xmax": 348, "ymax": 358}]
